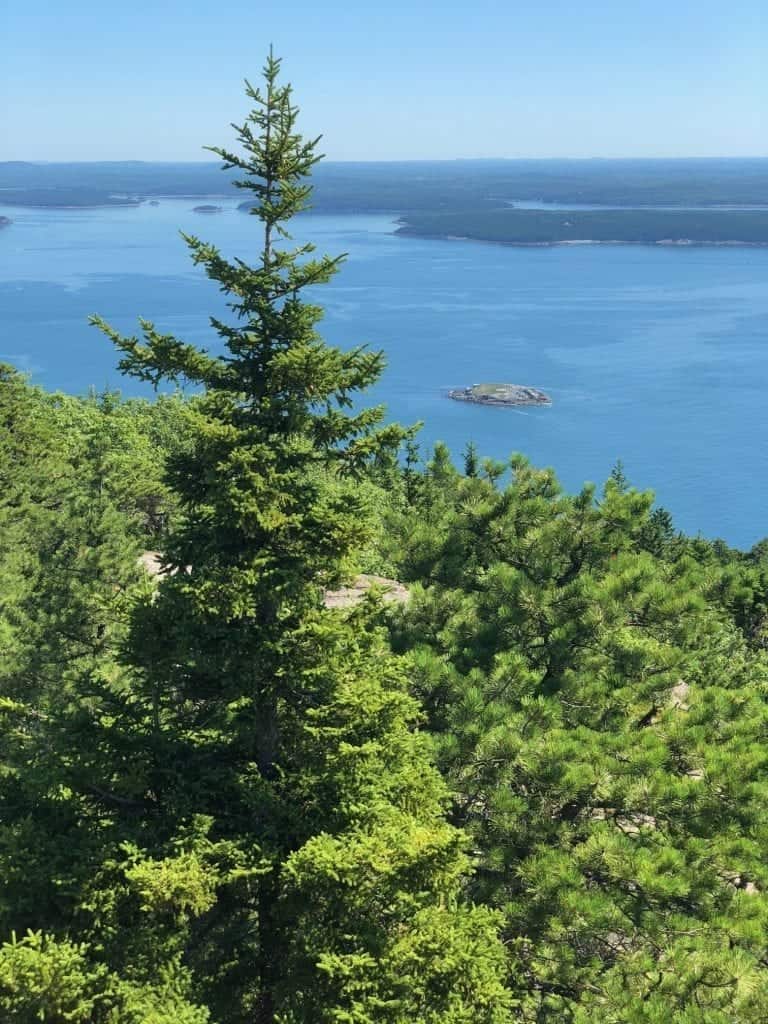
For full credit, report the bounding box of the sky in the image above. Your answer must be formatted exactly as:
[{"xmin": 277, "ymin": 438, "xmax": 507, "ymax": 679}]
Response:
[{"xmin": 1, "ymin": 0, "xmax": 766, "ymax": 161}]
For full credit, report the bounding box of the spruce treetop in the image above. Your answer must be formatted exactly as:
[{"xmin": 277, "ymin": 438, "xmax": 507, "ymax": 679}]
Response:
[{"xmin": 93, "ymin": 50, "xmax": 403, "ymax": 481}]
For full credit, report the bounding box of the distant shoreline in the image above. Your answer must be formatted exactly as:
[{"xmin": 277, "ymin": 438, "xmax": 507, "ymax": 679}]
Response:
[
  {"xmin": 0, "ymin": 194, "xmax": 235, "ymax": 210},
  {"xmin": 395, "ymin": 228, "xmax": 768, "ymax": 248},
  {"xmin": 4, "ymin": 183, "xmax": 768, "ymax": 249}
]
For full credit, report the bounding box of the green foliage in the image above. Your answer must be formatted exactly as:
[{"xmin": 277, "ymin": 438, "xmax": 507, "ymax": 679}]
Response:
[
  {"xmin": 0, "ymin": 367, "xmax": 210, "ymax": 1021},
  {"xmin": 4, "ymin": 49, "xmax": 768, "ymax": 1024},
  {"xmin": 0, "ymin": 932, "xmax": 210, "ymax": 1024},
  {"xmin": 463, "ymin": 441, "xmax": 480, "ymax": 479},
  {"xmin": 67, "ymin": 52, "xmax": 509, "ymax": 1022},
  {"xmin": 385, "ymin": 454, "xmax": 768, "ymax": 1021},
  {"xmin": 0, "ymin": 931, "xmax": 109, "ymax": 1024}
]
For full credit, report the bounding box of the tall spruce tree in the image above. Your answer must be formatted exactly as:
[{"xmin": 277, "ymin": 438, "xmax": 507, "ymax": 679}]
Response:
[{"xmin": 78, "ymin": 54, "xmax": 511, "ymax": 1022}]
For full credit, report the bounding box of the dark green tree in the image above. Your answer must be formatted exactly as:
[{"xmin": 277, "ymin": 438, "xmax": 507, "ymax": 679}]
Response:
[
  {"xmin": 402, "ymin": 438, "xmax": 423, "ymax": 506},
  {"xmin": 0, "ymin": 370, "xmax": 211, "ymax": 1020},
  {"xmin": 609, "ymin": 457, "xmax": 629, "ymax": 492},
  {"xmin": 463, "ymin": 440, "xmax": 480, "ymax": 478},
  {"xmin": 57, "ymin": 53, "xmax": 508, "ymax": 1022}
]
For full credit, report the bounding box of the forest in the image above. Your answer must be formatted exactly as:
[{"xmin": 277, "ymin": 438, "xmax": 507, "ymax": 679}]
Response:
[{"xmin": 2, "ymin": 55, "xmax": 768, "ymax": 1023}]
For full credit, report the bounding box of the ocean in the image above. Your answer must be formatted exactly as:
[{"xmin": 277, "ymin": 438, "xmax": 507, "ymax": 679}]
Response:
[{"xmin": 1, "ymin": 198, "xmax": 767, "ymax": 547}]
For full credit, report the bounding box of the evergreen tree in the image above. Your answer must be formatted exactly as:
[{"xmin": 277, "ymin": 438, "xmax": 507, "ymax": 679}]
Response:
[
  {"xmin": 388, "ymin": 454, "xmax": 768, "ymax": 1022},
  {"xmin": 0, "ymin": 371, "xmax": 211, "ymax": 1020},
  {"xmin": 463, "ymin": 440, "xmax": 480, "ymax": 478},
  {"xmin": 67, "ymin": 53, "xmax": 508, "ymax": 1022},
  {"xmin": 402, "ymin": 439, "xmax": 423, "ymax": 506},
  {"xmin": 609, "ymin": 457, "xmax": 629, "ymax": 492}
]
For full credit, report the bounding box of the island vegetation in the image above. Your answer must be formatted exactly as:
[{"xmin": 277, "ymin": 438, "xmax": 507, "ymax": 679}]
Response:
[{"xmin": 3, "ymin": 56, "xmax": 768, "ymax": 1024}]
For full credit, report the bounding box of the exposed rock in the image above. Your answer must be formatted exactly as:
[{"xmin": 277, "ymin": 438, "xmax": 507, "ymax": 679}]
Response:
[
  {"xmin": 140, "ymin": 554, "xmax": 409, "ymax": 611},
  {"xmin": 670, "ymin": 679, "xmax": 690, "ymax": 710},
  {"xmin": 324, "ymin": 574, "xmax": 409, "ymax": 610},
  {"xmin": 138, "ymin": 551, "xmax": 189, "ymax": 577},
  {"xmin": 138, "ymin": 550, "xmax": 164, "ymax": 576},
  {"xmin": 449, "ymin": 382, "xmax": 551, "ymax": 407},
  {"xmin": 722, "ymin": 872, "xmax": 760, "ymax": 895}
]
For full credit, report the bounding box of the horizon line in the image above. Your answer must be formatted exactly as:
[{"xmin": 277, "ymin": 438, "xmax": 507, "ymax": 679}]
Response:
[{"xmin": 3, "ymin": 155, "xmax": 768, "ymax": 166}]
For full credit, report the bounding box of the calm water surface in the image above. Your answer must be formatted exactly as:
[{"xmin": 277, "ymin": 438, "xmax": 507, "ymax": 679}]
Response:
[{"xmin": 1, "ymin": 199, "xmax": 767, "ymax": 547}]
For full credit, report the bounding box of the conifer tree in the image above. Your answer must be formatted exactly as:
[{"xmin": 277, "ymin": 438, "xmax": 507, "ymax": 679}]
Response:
[
  {"xmin": 0, "ymin": 371, "xmax": 214, "ymax": 1020},
  {"xmin": 463, "ymin": 440, "xmax": 480, "ymax": 478},
  {"xmin": 389, "ymin": 455, "xmax": 768, "ymax": 1022},
  {"xmin": 79, "ymin": 53, "xmax": 511, "ymax": 1022}
]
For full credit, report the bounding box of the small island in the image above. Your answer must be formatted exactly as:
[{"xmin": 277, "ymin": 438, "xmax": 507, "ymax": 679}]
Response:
[
  {"xmin": 192, "ymin": 204, "xmax": 223, "ymax": 214},
  {"xmin": 0, "ymin": 216, "xmax": 11, "ymax": 230},
  {"xmin": 449, "ymin": 382, "xmax": 551, "ymax": 407}
]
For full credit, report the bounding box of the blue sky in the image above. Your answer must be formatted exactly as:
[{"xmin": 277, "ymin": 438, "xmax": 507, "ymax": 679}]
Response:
[{"xmin": 2, "ymin": 0, "xmax": 766, "ymax": 160}]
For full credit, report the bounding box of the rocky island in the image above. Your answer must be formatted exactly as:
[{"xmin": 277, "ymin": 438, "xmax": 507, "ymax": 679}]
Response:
[
  {"xmin": 449, "ymin": 383, "xmax": 551, "ymax": 407},
  {"xmin": 192, "ymin": 204, "xmax": 223, "ymax": 214}
]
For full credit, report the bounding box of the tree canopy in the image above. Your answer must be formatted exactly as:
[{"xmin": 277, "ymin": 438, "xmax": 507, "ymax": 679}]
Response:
[{"xmin": 2, "ymin": 51, "xmax": 768, "ymax": 1024}]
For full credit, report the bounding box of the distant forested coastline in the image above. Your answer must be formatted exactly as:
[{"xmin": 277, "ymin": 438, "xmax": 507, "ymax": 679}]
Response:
[
  {"xmin": 395, "ymin": 207, "xmax": 768, "ymax": 246},
  {"xmin": 1, "ymin": 159, "xmax": 767, "ymax": 211},
  {"xmin": 3, "ymin": 158, "xmax": 768, "ymax": 245}
]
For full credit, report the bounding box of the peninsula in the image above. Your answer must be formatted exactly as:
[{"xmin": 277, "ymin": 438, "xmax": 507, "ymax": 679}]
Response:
[{"xmin": 449, "ymin": 383, "xmax": 551, "ymax": 407}]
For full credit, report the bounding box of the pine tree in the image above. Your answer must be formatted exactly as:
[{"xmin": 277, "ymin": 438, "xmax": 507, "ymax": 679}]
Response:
[{"xmin": 390, "ymin": 454, "xmax": 768, "ymax": 1022}]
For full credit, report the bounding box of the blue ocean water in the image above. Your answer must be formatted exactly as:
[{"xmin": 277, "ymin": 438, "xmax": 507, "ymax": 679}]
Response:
[{"xmin": 1, "ymin": 199, "xmax": 767, "ymax": 547}]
